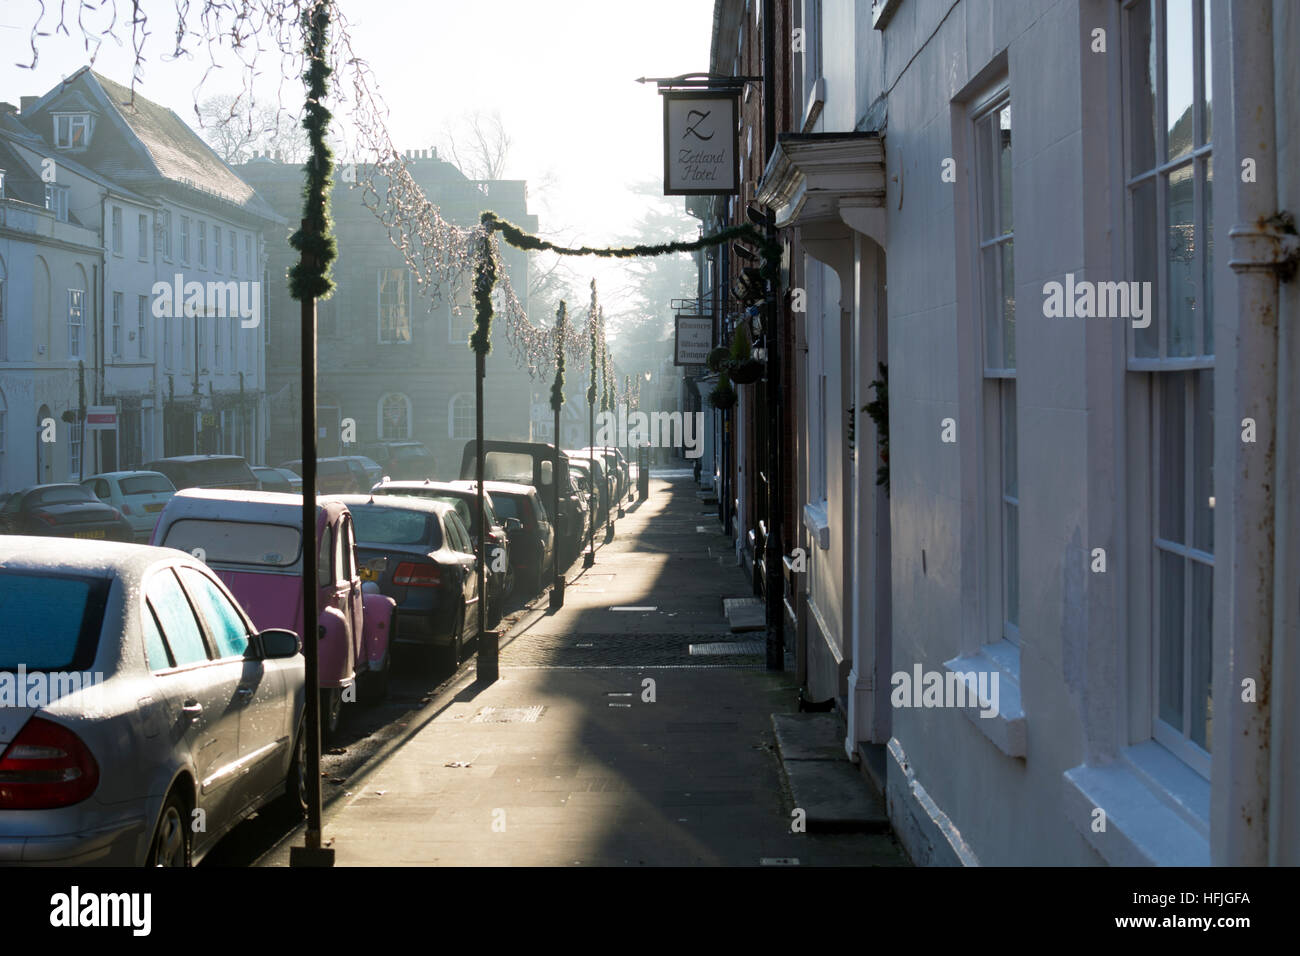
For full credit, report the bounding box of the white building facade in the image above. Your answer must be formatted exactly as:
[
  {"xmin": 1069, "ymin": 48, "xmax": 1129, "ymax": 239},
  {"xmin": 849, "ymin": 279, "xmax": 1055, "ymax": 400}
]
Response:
[{"xmin": 756, "ymin": 0, "xmax": 1300, "ymax": 865}]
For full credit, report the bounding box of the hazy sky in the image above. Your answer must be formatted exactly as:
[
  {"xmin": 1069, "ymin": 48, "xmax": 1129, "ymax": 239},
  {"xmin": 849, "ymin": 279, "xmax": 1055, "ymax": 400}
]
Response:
[{"xmin": 0, "ymin": 0, "xmax": 713, "ymax": 316}]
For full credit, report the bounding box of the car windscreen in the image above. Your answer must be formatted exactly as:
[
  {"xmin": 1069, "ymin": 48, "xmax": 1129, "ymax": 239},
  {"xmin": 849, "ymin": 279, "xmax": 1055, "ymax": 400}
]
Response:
[
  {"xmin": 161, "ymin": 519, "xmax": 301, "ymax": 567},
  {"xmin": 489, "ymin": 494, "xmax": 522, "ymax": 521},
  {"xmin": 120, "ymin": 474, "xmax": 174, "ymax": 495},
  {"xmin": 189, "ymin": 459, "xmax": 254, "ymax": 485},
  {"xmin": 483, "ymin": 452, "xmax": 534, "ymax": 483},
  {"xmin": 31, "ymin": 486, "xmax": 96, "ymax": 506},
  {"xmin": 350, "ymin": 506, "xmax": 439, "ymax": 548},
  {"xmin": 0, "ymin": 571, "xmax": 110, "ymax": 671}
]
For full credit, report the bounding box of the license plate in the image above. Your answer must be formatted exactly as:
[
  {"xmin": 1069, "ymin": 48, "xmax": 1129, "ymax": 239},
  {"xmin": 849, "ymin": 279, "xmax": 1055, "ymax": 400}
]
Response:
[
  {"xmin": 360, "ymin": 567, "xmax": 377, "ymax": 582},
  {"xmin": 145, "ymin": 502, "xmax": 164, "ymax": 513},
  {"xmin": 73, "ymin": 529, "xmax": 106, "ymax": 539}
]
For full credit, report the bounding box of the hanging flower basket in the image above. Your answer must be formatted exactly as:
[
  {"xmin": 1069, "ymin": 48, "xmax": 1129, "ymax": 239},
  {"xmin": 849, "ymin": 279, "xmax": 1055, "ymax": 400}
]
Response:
[
  {"xmin": 706, "ymin": 346, "xmax": 730, "ymax": 373},
  {"xmin": 709, "ymin": 375, "xmax": 738, "ymax": 410},
  {"xmin": 729, "ymin": 357, "xmax": 764, "ymax": 384}
]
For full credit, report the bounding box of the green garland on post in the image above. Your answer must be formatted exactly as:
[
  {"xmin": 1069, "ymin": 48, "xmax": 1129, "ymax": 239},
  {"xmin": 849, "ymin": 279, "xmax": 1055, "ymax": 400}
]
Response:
[
  {"xmin": 288, "ymin": 1, "xmax": 337, "ymax": 302},
  {"xmin": 470, "ymin": 222, "xmax": 498, "ymax": 357},
  {"xmin": 550, "ymin": 301, "xmax": 567, "ymax": 411},
  {"xmin": 586, "ymin": 284, "xmax": 599, "ymax": 407}
]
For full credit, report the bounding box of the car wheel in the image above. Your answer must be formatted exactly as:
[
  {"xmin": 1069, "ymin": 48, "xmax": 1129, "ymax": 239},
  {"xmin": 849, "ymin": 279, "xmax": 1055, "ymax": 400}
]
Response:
[
  {"xmin": 278, "ymin": 720, "xmax": 308, "ymax": 818},
  {"xmin": 321, "ymin": 687, "xmax": 343, "ymax": 740},
  {"xmin": 148, "ymin": 789, "xmax": 191, "ymax": 867},
  {"xmin": 440, "ymin": 609, "xmax": 464, "ymax": 671}
]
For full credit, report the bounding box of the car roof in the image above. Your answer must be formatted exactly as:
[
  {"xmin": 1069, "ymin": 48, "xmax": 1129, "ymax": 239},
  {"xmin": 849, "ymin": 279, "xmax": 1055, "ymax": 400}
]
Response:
[
  {"xmin": 0, "ymin": 536, "xmax": 203, "ymax": 579},
  {"xmin": 147, "ymin": 455, "xmax": 246, "ymax": 463},
  {"xmin": 328, "ymin": 493, "xmax": 457, "ymax": 517},
  {"xmin": 82, "ymin": 470, "xmax": 170, "ymax": 481},
  {"xmin": 10, "ymin": 482, "xmax": 87, "ymax": 494},
  {"xmin": 161, "ymin": 488, "xmax": 342, "ymax": 525},
  {"xmin": 479, "ymin": 480, "xmax": 536, "ymax": 495}
]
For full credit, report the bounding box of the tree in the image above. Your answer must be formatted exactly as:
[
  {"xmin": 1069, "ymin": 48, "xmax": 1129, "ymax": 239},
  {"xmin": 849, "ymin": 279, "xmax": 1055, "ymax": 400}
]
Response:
[
  {"xmin": 197, "ymin": 94, "xmax": 309, "ymax": 164},
  {"xmin": 437, "ymin": 109, "xmax": 512, "ymax": 182}
]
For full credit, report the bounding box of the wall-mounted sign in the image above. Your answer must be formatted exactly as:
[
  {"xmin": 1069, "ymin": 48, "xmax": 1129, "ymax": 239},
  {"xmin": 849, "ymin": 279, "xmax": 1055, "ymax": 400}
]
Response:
[
  {"xmin": 85, "ymin": 405, "xmax": 117, "ymax": 431},
  {"xmin": 662, "ymin": 92, "xmax": 739, "ymax": 196},
  {"xmin": 674, "ymin": 315, "xmax": 713, "ymax": 366}
]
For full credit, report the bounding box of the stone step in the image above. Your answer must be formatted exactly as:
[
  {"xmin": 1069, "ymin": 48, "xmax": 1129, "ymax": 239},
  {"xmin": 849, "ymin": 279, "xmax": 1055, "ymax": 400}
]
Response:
[
  {"xmin": 723, "ymin": 596, "xmax": 765, "ymax": 632},
  {"xmin": 772, "ymin": 713, "xmax": 889, "ymax": 831}
]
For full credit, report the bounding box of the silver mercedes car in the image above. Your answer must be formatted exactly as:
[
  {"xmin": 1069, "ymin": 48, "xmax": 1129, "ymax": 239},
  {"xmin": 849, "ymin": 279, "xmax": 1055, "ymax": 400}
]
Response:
[{"xmin": 0, "ymin": 537, "xmax": 306, "ymax": 866}]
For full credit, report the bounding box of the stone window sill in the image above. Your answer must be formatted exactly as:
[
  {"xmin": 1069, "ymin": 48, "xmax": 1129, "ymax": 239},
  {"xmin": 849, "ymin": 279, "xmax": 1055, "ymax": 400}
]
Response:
[{"xmin": 942, "ymin": 640, "xmax": 1026, "ymax": 757}]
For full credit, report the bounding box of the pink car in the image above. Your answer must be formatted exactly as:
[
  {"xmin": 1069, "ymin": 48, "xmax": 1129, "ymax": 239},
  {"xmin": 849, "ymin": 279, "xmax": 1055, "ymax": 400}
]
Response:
[{"xmin": 151, "ymin": 489, "xmax": 395, "ymax": 737}]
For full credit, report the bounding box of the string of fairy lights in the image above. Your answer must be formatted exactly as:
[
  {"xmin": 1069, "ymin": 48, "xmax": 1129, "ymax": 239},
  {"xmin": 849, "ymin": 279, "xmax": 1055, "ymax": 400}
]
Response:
[{"xmin": 16, "ymin": 0, "xmax": 774, "ymax": 408}]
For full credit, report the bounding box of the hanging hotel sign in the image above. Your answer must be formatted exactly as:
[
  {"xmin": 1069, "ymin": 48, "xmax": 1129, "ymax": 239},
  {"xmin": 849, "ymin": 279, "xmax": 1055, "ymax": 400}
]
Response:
[
  {"xmin": 662, "ymin": 92, "xmax": 739, "ymax": 196},
  {"xmin": 674, "ymin": 315, "xmax": 713, "ymax": 366}
]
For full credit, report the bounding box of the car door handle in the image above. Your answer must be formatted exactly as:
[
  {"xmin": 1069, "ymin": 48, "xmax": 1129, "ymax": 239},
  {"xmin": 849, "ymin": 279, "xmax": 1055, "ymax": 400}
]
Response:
[{"xmin": 181, "ymin": 700, "xmax": 203, "ymax": 720}]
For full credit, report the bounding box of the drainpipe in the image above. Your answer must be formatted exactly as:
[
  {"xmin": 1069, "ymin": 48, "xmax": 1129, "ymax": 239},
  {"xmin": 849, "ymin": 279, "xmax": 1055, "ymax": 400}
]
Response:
[{"xmin": 1214, "ymin": 0, "xmax": 1300, "ymax": 866}]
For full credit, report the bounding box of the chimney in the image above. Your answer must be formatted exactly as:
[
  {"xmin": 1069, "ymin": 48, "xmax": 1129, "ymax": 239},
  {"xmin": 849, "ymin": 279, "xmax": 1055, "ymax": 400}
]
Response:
[{"xmin": 275, "ymin": 150, "xmax": 283, "ymax": 162}]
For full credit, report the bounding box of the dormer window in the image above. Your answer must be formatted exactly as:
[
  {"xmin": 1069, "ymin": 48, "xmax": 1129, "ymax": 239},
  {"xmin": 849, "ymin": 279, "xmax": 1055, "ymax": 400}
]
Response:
[
  {"xmin": 45, "ymin": 183, "xmax": 69, "ymax": 222},
  {"xmin": 53, "ymin": 113, "xmax": 91, "ymax": 149}
]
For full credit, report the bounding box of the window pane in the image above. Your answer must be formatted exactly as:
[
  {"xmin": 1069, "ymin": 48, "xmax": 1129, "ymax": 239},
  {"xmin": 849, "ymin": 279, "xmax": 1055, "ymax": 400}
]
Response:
[
  {"xmin": 1166, "ymin": 164, "xmax": 1197, "ymax": 357},
  {"xmin": 147, "ymin": 571, "xmax": 209, "ymax": 667},
  {"xmin": 982, "ymin": 243, "xmax": 1001, "ymax": 368},
  {"xmin": 1004, "ymin": 500, "xmax": 1019, "ymax": 631},
  {"xmin": 1158, "ymin": 373, "xmax": 1186, "ymax": 542},
  {"xmin": 1001, "ymin": 239, "xmax": 1016, "ymax": 368},
  {"xmin": 1202, "ymin": 154, "xmax": 1214, "ymax": 354},
  {"xmin": 1192, "ymin": 368, "xmax": 1214, "ymax": 552},
  {"xmin": 1166, "ymin": 0, "xmax": 1195, "ymax": 161},
  {"xmin": 1158, "ymin": 549, "xmax": 1185, "ymax": 731},
  {"xmin": 976, "ymin": 116, "xmax": 996, "ymax": 241},
  {"xmin": 1132, "ymin": 179, "xmax": 1160, "ymax": 357},
  {"xmin": 1190, "ymin": 559, "xmax": 1212, "ymax": 750},
  {"xmin": 998, "ymin": 104, "xmax": 1013, "ymax": 236},
  {"xmin": 1002, "ymin": 380, "xmax": 1018, "ymax": 498},
  {"xmin": 142, "ymin": 605, "xmax": 171, "ymax": 671},
  {"xmin": 179, "ymin": 567, "xmax": 248, "ymax": 658},
  {"xmin": 1201, "ymin": 0, "xmax": 1213, "ymax": 144}
]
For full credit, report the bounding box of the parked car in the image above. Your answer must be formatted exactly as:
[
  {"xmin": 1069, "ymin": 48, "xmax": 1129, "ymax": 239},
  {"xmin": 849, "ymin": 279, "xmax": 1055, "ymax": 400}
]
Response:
[
  {"xmin": 278, "ymin": 457, "xmax": 368, "ymax": 494},
  {"xmin": 151, "ymin": 490, "xmax": 394, "ymax": 738},
  {"xmin": 332, "ymin": 495, "xmax": 483, "ymax": 670},
  {"xmin": 371, "ymin": 479, "xmax": 513, "ymax": 625},
  {"xmin": 459, "ymin": 440, "xmax": 583, "ymax": 558},
  {"xmin": 252, "ymin": 466, "xmax": 294, "ymax": 494},
  {"xmin": 80, "ymin": 471, "xmax": 177, "ymax": 543},
  {"xmin": 338, "ymin": 455, "xmax": 383, "ymax": 487},
  {"xmin": 271, "ymin": 467, "xmax": 304, "ymax": 491},
  {"xmin": 360, "ymin": 441, "xmax": 436, "ymax": 481},
  {"xmin": 0, "ymin": 484, "xmax": 133, "ymax": 541},
  {"xmin": 143, "ymin": 455, "xmax": 259, "ymax": 492},
  {"xmin": 0, "ymin": 537, "xmax": 306, "ymax": 866},
  {"xmin": 479, "ymin": 480, "xmax": 555, "ymax": 597},
  {"xmin": 565, "ymin": 450, "xmax": 613, "ymax": 526},
  {"xmin": 562, "ymin": 459, "xmax": 598, "ymax": 541},
  {"xmin": 579, "ymin": 446, "xmax": 630, "ymax": 502}
]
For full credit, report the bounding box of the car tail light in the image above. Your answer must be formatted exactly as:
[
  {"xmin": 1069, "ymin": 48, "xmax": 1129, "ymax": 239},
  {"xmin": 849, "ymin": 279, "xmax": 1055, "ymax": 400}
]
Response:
[
  {"xmin": 120, "ymin": 503, "xmax": 133, "ymax": 515},
  {"xmin": 35, "ymin": 511, "xmax": 57, "ymax": 525},
  {"xmin": 393, "ymin": 562, "xmax": 441, "ymax": 587},
  {"xmin": 0, "ymin": 716, "xmax": 100, "ymax": 809}
]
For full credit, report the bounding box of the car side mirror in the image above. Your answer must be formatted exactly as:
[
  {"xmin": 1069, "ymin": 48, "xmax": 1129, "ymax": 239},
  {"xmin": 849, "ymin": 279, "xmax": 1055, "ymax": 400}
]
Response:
[
  {"xmin": 258, "ymin": 628, "xmax": 302, "ymax": 659},
  {"xmin": 504, "ymin": 517, "xmax": 523, "ymax": 533}
]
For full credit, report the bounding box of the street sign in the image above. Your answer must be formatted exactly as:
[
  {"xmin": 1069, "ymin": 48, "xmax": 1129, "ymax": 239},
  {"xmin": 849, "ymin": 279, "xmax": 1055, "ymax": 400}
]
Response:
[
  {"xmin": 674, "ymin": 315, "xmax": 713, "ymax": 366},
  {"xmin": 85, "ymin": 405, "xmax": 117, "ymax": 431},
  {"xmin": 662, "ymin": 92, "xmax": 739, "ymax": 196}
]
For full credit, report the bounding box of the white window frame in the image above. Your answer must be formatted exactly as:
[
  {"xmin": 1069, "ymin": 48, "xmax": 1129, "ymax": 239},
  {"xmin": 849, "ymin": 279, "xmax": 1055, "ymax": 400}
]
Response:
[
  {"xmin": 378, "ymin": 268, "xmax": 413, "ymax": 345},
  {"xmin": 137, "ymin": 294, "xmax": 149, "ymax": 359},
  {"xmin": 378, "ymin": 392, "xmax": 412, "ymax": 441},
  {"xmin": 1122, "ymin": 0, "xmax": 1216, "ymax": 780},
  {"xmin": 179, "ymin": 216, "xmax": 191, "ymax": 264},
  {"xmin": 137, "ymin": 213, "xmax": 149, "ymax": 260},
  {"xmin": 198, "ymin": 221, "xmax": 207, "ymax": 267},
  {"xmin": 45, "ymin": 184, "xmax": 69, "ymax": 222},
  {"xmin": 214, "ymin": 225, "xmax": 223, "ymax": 271},
  {"xmin": 67, "ymin": 288, "xmax": 84, "ymax": 359},
  {"xmin": 53, "ymin": 113, "xmax": 90, "ymax": 149},
  {"xmin": 111, "ymin": 291, "xmax": 123, "ymax": 358},
  {"xmin": 68, "ymin": 419, "xmax": 82, "ymax": 477},
  {"xmin": 449, "ymin": 392, "xmax": 475, "ymax": 440},
  {"xmin": 229, "ymin": 231, "xmax": 238, "ymax": 274},
  {"xmin": 111, "ymin": 206, "xmax": 123, "ymax": 255},
  {"xmin": 158, "ymin": 210, "xmax": 173, "ymax": 261},
  {"xmin": 971, "ymin": 82, "xmax": 1018, "ymax": 648}
]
